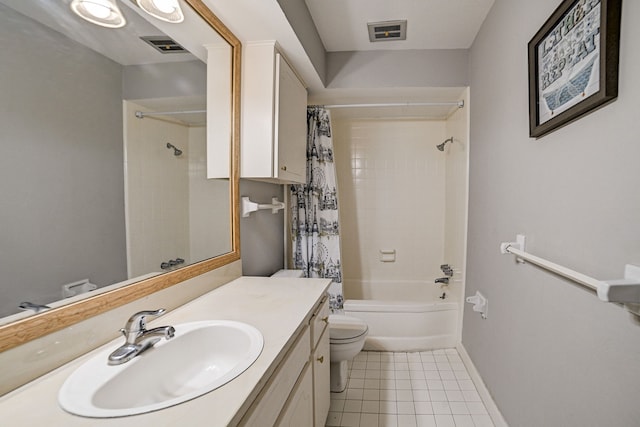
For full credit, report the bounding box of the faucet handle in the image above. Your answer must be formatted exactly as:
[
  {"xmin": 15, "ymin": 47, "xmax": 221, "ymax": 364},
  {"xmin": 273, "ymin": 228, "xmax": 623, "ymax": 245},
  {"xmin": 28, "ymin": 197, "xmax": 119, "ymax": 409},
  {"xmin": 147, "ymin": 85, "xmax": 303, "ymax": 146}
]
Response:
[{"xmin": 124, "ymin": 309, "xmax": 166, "ymax": 332}]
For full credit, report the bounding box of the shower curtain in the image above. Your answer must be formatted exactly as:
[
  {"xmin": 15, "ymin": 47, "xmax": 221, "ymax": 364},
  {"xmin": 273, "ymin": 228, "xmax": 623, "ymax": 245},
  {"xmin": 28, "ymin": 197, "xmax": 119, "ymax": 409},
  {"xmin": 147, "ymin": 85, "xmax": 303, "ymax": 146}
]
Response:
[{"xmin": 290, "ymin": 107, "xmax": 344, "ymax": 310}]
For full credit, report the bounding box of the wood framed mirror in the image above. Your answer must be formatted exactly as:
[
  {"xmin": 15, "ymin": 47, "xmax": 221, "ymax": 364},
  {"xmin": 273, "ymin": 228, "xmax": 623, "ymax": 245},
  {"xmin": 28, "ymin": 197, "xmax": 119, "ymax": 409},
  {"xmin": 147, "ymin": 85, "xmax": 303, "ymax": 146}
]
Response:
[{"xmin": 0, "ymin": 0, "xmax": 240, "ymax": 353}]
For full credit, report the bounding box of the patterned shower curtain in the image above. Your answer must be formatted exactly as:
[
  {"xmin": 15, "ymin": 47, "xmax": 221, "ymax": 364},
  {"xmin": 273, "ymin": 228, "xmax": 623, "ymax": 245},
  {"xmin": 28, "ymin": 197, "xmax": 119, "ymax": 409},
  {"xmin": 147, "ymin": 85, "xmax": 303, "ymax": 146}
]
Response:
[{"xmin": 290, "ymin": 107, "xmax": 344, "ymax": 310}]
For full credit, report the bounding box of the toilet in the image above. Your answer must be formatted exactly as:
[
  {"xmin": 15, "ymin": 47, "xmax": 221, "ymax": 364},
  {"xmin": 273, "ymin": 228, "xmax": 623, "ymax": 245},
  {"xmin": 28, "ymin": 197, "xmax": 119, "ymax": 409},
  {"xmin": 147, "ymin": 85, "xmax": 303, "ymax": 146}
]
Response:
[
  {"xmin": 328, "ymin": 314, "xmax": 368, "ymax": 392},
  {"xmin": 271, "ymin": 270, "xmax": 369, "ymax": 392}
]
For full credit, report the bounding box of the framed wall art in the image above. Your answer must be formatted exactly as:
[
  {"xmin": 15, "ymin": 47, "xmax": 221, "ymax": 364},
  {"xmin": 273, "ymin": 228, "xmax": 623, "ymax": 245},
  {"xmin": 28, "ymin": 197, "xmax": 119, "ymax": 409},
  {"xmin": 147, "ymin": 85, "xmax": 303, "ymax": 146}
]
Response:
[{"xmin": 528, "ymin": 0, "xmax": 622, "ymax": 138}]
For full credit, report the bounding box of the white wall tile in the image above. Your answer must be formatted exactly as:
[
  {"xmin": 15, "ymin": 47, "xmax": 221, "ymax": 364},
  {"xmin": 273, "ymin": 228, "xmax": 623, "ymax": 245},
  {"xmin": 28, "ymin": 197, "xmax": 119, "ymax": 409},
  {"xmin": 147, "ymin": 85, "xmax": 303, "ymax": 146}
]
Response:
[
  {"xmin": 124, "ymin": 101, "xmax": 190, "ymax": 277},
  {"xmin": 333, "ymin": 118, "xmax": 447, "ymax": 295}
]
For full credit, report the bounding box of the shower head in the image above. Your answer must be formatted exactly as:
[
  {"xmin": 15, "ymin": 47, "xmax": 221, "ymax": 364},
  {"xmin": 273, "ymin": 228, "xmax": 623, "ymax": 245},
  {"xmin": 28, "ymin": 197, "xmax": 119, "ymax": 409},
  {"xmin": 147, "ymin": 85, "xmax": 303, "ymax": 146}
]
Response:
[
  {"xmin": 436, "ymin": 137, "xmax": 454, "ymax": 151},
  {"xmin": 166, "ymin": 143, "xmax": 182, "ymax": 156}
]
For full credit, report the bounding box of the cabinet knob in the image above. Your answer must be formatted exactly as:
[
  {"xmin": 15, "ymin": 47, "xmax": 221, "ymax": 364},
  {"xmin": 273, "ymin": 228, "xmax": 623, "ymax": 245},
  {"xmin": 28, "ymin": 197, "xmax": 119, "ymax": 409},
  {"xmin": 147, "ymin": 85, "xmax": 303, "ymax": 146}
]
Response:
[
  {"xmin": 317, "ymin": 355, "xmax": 324, "ymax": 364},
  {"xmin": 281, "ymin": 165, "xmax": 287, "ymax": 171},
  {"xmin": 321, "ymin": 316, "xmax": 329, "ymax": 324}
]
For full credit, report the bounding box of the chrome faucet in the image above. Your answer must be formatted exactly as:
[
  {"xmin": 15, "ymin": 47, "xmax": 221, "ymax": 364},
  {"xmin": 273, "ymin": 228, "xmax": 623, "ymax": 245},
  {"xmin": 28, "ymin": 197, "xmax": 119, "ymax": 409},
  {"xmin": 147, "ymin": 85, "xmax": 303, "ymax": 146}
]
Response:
[
  {"xmin": 434, "ymin": 277, "xmax": 450, "ymax": 285},
  {"xmin": 108, "ymin": 309, "xmax": 175, "ymax": 365}
]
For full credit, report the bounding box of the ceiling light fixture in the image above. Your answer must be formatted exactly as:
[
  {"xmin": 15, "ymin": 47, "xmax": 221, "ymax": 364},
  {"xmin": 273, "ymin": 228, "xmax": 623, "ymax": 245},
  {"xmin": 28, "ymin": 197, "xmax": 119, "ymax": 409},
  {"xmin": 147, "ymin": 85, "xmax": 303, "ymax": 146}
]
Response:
[
  {"xmin": 136, "ymin": 0, "xmax": 185, "ymax": 23},
  {"xmin": 70, "ymin": 0, "xmax": 127, "ymax": 28}
]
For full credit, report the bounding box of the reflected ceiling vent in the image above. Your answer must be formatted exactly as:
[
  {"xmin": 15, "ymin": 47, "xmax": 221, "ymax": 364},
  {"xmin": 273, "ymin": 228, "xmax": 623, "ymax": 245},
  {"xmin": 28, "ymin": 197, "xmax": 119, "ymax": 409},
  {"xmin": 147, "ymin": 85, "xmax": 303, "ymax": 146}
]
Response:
[
  {"xmin": 140, "ymin": 36, "xmax": 186, "ymax": 53},
  {"xmin": 367, "ymin": 20, "xmax": 407, "ymax": 42}
]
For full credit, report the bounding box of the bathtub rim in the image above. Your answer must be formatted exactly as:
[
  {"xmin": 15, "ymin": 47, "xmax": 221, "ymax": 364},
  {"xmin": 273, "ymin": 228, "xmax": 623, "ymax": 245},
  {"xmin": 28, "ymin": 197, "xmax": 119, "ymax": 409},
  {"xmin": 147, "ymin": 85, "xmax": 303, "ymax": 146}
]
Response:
[{"xmin": 343, "ymin": 299, "xmax": 458, "ymax": 313}]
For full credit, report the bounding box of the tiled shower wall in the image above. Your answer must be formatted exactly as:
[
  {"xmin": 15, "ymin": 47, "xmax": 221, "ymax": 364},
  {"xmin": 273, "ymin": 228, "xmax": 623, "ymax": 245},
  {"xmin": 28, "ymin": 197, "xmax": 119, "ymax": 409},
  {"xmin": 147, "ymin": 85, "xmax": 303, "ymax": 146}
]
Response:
[
  {"xmin": 444, "ymin": 89, "xmax": 470, "ymax": 306},
  {"xmin": 188, "ymin": 126, "xmax": 231, "ymax": 263},
  {"xmin": 124, "ymin": 101, "xmax": 190, "ymax": 278},
  {"xmin": 124, "ymin": 102, "xmax": 230, "ymax": 278},
  {"xmin": 333, "ymin": 118, "xmax": 448, "ymax": 297}
]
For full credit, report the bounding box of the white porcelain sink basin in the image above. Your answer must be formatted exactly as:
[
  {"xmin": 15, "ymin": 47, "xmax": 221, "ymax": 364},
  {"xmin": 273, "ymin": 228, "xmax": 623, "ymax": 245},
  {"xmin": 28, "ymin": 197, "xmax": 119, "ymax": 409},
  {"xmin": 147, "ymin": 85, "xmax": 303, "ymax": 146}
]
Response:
[{"xmin": 59, "ymin": 320, "xmax": 263, "ymax": 417}]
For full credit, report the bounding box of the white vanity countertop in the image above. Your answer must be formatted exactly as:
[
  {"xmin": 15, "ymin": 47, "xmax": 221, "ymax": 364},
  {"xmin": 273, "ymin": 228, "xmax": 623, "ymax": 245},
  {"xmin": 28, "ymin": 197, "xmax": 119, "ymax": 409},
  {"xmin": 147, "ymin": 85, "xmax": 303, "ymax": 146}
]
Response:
[{"xmin": 0, "ymin": 276, "xmax": 331, "ymax": 426}]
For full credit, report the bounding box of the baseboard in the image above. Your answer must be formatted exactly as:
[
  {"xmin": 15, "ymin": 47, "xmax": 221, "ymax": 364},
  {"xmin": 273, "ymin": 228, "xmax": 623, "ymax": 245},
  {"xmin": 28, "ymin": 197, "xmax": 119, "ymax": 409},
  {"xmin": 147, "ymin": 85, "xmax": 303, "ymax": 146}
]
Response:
[
  {"xmin": 456, "ymin": 343, "xmax": 508, "ymax": 427},
  {"xmin": 364, "ymin": 334, "xmax": 457, "ymax": 352}
]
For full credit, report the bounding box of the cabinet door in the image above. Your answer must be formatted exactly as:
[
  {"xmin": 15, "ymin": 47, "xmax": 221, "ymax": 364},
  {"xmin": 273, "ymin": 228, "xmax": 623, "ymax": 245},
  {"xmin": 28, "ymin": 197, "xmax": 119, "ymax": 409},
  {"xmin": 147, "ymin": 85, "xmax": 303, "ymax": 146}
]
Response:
[
  {"xmin": 276, "ymin": 363, "xmax": 313, "ymax": 427},
  {"xmin": 313, "ymin": 328, "xmax": 330, "ymax": 426},
  {"xmin": 239, "ymin": 328, "xmax": 311, "ymax": 426},
  {"xmin": 310, "ymin": 297, "xmax": 329, "ymax": 349},
  {"xmin": 274, "ymin": 54, "xmax": 307, "ymax": 183}
]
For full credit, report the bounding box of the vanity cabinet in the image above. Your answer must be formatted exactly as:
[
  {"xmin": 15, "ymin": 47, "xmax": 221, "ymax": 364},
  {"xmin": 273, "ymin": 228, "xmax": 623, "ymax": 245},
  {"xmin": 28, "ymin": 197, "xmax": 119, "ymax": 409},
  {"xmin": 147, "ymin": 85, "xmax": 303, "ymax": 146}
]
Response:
[
  {"xmin": 310, "ymin": 297, "xmax": 330, "ymax": 427},
  {"xmin": 238, "ymin": 295, "xmax": 330, "ymax": 427},
  {"xmin": 275, "ymin": 363, "xmax": 313, "ymax": 426},
  {"xmin": 239, "ymin": 328, "xmax": 311, "ymax": 426},
  {"xmin": 0, "ymin": 277, "xmax": 333, "ymax": 427},
  {"xmin": 241, "ymin": 41, "xmax": 307, "ymax": 184}
]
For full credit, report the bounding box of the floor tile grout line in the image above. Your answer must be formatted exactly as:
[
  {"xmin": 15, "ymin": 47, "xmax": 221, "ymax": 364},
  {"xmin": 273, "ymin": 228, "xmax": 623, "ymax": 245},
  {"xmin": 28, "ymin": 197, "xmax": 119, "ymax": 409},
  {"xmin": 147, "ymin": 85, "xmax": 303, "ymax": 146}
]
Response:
[{"xmin": 327, "ymin": 349, "xmax": 494, "ymax": 427}]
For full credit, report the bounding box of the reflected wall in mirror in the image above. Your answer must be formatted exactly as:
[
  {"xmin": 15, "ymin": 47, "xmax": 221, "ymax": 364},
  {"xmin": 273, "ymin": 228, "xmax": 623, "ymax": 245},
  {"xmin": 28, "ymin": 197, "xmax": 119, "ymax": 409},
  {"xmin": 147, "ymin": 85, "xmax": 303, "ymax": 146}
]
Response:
[{"xmin": 0, "ymin": 0, "xmax": 240, "ymax": 351}]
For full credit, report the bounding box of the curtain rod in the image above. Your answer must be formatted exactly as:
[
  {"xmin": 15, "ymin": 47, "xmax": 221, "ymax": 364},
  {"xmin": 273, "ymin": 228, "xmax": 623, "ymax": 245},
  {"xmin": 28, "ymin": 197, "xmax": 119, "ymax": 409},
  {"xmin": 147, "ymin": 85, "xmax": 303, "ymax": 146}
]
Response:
[
  {"xmin": 135, "ymin": 110, "xmax": 206, "ymax": 119},
  {"xmin": 319, "ymin": 100, "xmax": 464, "ymax": 109}
]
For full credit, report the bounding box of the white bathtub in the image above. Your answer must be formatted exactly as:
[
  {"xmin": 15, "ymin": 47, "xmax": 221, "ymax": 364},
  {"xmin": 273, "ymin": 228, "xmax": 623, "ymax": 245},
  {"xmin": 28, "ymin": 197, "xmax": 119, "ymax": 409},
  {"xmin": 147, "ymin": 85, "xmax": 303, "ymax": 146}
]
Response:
[{"xmin": 343, "ymin": 280, "xmax": 459, "ymax": 352}]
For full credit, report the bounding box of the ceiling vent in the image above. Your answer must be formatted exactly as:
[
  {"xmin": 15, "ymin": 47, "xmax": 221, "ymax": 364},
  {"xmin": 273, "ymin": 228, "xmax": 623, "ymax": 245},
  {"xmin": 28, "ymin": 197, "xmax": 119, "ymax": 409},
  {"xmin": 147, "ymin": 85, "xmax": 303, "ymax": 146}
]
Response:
[
  {"xmin": 367, "ymin": 20, "xmax": 407, "ymax": 42},
  {"xmin": 140, "ymin": 36, "xmax": 186, "ymax": 53}
]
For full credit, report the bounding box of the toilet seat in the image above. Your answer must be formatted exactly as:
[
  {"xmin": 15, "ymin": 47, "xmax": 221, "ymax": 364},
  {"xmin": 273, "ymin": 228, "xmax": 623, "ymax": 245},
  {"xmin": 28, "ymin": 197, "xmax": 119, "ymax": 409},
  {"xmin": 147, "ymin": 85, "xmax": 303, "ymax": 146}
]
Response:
[
  {"xmin": 329, "ymin": 315, "xmax": 368, "ymax": 344},
  {"xmin": 328, "ymin": 314, "xmax": 368, "ymax": 392}
]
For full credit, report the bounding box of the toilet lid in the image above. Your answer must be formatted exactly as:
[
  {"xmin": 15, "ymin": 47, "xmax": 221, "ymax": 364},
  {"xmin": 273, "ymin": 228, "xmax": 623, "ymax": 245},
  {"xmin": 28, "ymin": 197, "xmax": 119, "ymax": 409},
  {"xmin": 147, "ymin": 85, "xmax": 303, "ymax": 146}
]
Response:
[{"xmin": 329, "ymin": 315, "xmax": 368, "ymax": 341}]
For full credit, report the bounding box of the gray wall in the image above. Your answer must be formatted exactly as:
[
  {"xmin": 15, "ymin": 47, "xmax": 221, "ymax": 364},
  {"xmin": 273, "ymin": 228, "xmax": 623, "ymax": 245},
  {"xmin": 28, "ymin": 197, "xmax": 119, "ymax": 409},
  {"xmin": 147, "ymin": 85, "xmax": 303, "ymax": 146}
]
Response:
[
  {"xmin": 122, "ymin": 60, "xmax": 206, "ymax": 100},
  {"xmin": 0, "ymin": 5, "xmax": 127, "ymax": 316},
  {"xmin": 239, "ymin": 180, "xmax": 285, "ymax": 276},
  {"xmin": 275, "ymin": 0, "xmax": 469, "ymax": 89},
  {"xmin": 276, "ymin": 0, "xmax": 327, "ymax": 85},
  {"xmin": 464, "ymin": 0, "xmax": 640, "ymax": 426},
  {"xmin": 327, "ymin": 49, "xmax": 469, "ymax": 88}
]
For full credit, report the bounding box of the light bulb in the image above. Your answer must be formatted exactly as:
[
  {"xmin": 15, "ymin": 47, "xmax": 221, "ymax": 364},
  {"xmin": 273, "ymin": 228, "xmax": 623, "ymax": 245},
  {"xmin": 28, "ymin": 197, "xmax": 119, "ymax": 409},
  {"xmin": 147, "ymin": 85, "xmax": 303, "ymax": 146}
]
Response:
[
  {"xmin": 70, "ymin": 0, "xmax": 126, "ymax": 28},
  {"xmin": 151, "ymin": 0, "xmax": 177, "ymax": 14},
  {"xmin": 137, "ymin": 0, "xmax": 184, "ymax": 23},
  {"xmin": 83, "ymin": 1, "xmax": 111, "ymax": 19}
]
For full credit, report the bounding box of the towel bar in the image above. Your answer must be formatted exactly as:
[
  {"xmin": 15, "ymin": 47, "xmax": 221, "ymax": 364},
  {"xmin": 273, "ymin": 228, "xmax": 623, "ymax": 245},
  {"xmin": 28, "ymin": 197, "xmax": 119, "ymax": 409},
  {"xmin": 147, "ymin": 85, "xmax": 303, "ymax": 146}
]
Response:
[
  {"xmin": 500, "ymin": 234, "xmax": 640, "ymax": 304},
  {"xmin": 241, "ymin": 197, "xmax": 285, "ymax": 217}
]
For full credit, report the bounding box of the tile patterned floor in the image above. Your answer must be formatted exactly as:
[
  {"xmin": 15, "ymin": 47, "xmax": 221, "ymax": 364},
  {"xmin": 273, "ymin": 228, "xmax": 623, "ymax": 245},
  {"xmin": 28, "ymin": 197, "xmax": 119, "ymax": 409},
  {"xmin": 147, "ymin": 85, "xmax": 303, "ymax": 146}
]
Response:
[{"xmin": 325, "ymin": 349, "xmax": 495, "ymax": 427}]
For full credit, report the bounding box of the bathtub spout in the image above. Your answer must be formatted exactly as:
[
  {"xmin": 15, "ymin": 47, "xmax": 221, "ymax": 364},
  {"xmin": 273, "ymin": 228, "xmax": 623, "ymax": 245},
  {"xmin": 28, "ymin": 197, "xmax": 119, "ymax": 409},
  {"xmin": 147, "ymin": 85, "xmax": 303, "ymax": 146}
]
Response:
[{"xmin": 435, "ymin": 277, "xmax": 449, "ymax": 285}]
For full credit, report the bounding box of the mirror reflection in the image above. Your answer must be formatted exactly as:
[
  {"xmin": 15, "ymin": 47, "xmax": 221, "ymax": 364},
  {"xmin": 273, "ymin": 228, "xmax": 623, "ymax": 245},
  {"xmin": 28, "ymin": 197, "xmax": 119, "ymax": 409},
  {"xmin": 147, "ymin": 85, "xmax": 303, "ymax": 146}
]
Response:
[{"xmin": 0, "ymin": 0, "xmax": 232, "ymax": 322}]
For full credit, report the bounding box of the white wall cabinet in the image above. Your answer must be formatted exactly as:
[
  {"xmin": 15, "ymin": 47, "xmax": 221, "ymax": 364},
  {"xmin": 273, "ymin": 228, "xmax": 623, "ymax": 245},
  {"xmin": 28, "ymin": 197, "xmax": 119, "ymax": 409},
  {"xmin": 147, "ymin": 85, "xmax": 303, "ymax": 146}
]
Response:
[
  {"xmin": 205, "ymin": 44, "xmax": 232, "ymax": 179},
  {"xmin": 242, "ymin": 42, "xmax": 307, "ymax": 184}
]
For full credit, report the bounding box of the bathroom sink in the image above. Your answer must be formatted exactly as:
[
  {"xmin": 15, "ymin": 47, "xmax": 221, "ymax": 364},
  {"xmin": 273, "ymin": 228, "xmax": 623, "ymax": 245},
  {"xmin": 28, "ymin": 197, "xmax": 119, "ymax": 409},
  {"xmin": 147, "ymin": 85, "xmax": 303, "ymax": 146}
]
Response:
[{"xmin": 58, "ymin": 320, "xmax": 263, "ymax": 417}]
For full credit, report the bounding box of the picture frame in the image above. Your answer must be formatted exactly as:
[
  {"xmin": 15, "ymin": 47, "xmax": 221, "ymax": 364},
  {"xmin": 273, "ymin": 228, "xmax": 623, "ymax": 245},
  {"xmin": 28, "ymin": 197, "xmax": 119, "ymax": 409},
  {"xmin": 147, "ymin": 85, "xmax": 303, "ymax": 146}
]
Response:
[{"xmin": 528, "ymin": 0, "xmax": 622, "ymax": 138}]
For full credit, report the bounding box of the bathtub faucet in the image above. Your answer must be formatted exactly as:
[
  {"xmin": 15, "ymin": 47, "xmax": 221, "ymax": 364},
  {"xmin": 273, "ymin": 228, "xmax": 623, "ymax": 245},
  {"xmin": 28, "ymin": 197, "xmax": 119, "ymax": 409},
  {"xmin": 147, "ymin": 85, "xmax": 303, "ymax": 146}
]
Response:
[
  {"xmin": 434, "ymin": 277, "xmax": 450, "ymax": 285},
  {"xmin": 440, "ymin": 264, "xmax": 454, "ymax": 277}
]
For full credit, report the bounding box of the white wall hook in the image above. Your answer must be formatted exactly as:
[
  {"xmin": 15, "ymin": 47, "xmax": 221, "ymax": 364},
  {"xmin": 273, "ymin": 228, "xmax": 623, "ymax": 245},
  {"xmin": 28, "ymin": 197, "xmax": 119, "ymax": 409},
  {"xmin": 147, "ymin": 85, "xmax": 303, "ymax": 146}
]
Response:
[
  {"xmin": 465, "ymin": 291, "xmax": 488, "ymax": 319},
  {"xmin": 599, "ymin": 264, "xmax": 640, "ymax": 303},
  {"xmin": 62, "ymin": 278, "xmax": 97, "ymax": 298},
  {"xmin": 500, "ymin": 234, "xmax": 526, "ymax": 263},
  {"xmin": 241, "ymin": 196, "xmax": 286, "ymax": 218}
]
